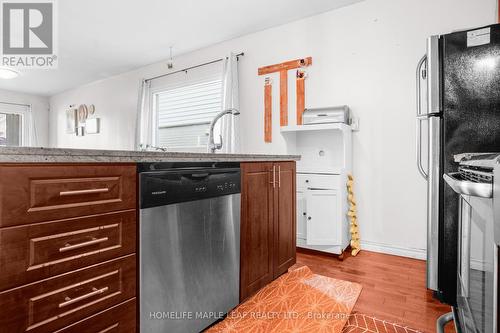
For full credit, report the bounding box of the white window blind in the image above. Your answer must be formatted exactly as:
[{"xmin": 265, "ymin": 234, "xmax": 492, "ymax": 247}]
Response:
[{"xmin": 154, "ymin": 76, "xmax": 222, "ymax": 151}]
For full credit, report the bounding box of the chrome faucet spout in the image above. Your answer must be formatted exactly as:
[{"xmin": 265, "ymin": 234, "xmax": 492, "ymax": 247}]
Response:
[{"xmin": 208, "ymin": 108, "xmax": 240, "ymax": 153}]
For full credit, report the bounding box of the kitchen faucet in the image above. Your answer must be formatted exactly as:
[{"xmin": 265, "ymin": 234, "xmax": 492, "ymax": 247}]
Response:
[{"xmin": 208, "ymin": 108, "xmax": 240, "ymax": 153}]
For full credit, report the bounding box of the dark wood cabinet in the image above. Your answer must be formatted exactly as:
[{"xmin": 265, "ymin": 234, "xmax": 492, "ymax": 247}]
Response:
[
  {"xmin": 0, "ymin": 255, "xmax": 136, "ymax": 333},
  {"xmin": 240, "ymin": 161, "xmax": 296, "ymax": 301},
  {"xmin": 53, "ymin": 298, "xmax": 136, "ymax": 333},
  {"xmin": 0, "ymin": 164, "xmax": 136, "ymax": 228},
  {"xmin": 240, "ymin": 162, "xmax": 275, "ymax": 301},
  {"xmin": 0, "ymin": 164, "xmax": 137, "ymax": 332},
  {"xmin": 0, "ymin": 210, "xmax": 136, "ymax": 291},
  {"xmin": 273, "ymin": 161, "xmax": 297, "ymax": 277},
  {"xmin": 0, "ymin": 160, "xmax": 295, "ymax": 330}
]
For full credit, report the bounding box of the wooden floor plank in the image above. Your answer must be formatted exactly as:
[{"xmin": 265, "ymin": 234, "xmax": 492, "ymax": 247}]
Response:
[{"xmin": 296, "ymin": 250, "xmax": 456, "ymax": 333}]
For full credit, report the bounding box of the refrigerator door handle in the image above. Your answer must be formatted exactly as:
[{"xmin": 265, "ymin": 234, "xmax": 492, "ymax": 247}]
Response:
[{"xmin": 416, "ymin": 54, "xmax": 428, "ymax": 180}]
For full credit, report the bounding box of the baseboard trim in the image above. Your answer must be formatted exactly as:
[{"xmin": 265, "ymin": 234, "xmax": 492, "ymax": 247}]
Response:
[{"xmin": 360, "ymin": 240, "xmax": 426, "ymax": 260}]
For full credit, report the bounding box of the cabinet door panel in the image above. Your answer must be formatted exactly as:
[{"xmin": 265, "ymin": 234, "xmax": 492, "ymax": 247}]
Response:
[
  {"xmin": 296, "ymin": 189, "xmax": 307, "ymax": 241},
  {"xmin": 54, "ymin": 298, "xmax": 136, "ymax": 333},
  {"xmin": 0, "ymin": 210, "xmax": 136, "ymax": 292},
  {"xmin": 297, "ymin": 173, "xmax": 339, "ymax": 191},
  {"xmin": 240, "ymin": 162, "xmax": 274, "ymax": 301},
  {"xmin": 305, "ymin": 189, "xmax": 338, "ymax": 245},
  {"xmin": 274, "ymin": 162, "xmax": 296, "ymax": 277},
  {"xmin": 0, "ymin": 255, "xmax": 135, "ymax": 333},
  {"xmin": 0, "ymin": 164, "xmax": 136, "ymax": 227}
]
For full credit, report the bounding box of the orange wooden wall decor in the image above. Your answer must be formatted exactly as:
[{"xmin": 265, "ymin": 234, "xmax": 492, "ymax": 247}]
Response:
[
  {"xmin": 264, "ymin": 82, "xmax": 272, "ymax": 142},
  {"xmin": 258, "ymin": 57, "xmax": 312, "ymax": 130},
  {"xmin": 279, "ymin": 71, "xmax": 288, "ymax": 126},
  {"xmin": 258, "ymin": 57, "xmax": 312, "ymax": 75},
  {"xmin": 296, "ymin": 71, "xmax": 306, "ymax": 125}
]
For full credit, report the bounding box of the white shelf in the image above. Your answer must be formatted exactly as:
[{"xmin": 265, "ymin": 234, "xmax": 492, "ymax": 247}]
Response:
[{"xmin": 280, "ymin": 123, "xmax": 351, "ymax": 133}]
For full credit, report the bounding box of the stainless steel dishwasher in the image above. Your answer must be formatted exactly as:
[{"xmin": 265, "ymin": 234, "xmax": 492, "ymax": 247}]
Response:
[{"xmin": 138, "ymin": 162, "xmax": 240, "ymax": 333}]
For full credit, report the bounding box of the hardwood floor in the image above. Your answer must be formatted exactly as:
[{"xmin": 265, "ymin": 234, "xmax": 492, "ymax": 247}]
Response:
[{"xmin": 296, "ymin": 249, "xmax": 456, "ymax": 333}]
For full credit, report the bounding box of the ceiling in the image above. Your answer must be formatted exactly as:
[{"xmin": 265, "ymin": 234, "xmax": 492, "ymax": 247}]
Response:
[{"xmin": 0, "ymin": 0, "xmax": 362, "ymax": 96}]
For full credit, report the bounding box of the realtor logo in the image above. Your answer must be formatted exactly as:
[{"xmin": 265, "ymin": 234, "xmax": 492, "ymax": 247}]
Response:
[{"xmin": 1, "ymin": 0, "xmax": 57, "ymax": 68}]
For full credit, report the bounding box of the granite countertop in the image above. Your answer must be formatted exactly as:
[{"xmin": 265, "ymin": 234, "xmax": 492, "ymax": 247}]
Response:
[{"xmin": 0, "ymin": 147, "xmax": 300, "ymax": 163}]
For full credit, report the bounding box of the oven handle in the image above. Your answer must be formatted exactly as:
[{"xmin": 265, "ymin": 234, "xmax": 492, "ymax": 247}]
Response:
[{"xmin": 443, "ymin": 173, "xmax": 493, "ymax": 198}]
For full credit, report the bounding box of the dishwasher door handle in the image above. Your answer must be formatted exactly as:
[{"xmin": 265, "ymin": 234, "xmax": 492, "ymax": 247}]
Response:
[{"xmin": 443, "ymin": 172, "xmax": 493, "ymax": 198}]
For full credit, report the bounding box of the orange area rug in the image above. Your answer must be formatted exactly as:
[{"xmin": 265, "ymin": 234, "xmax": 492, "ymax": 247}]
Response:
[
  {"xmin": 206, "ymin": 266, "xmax": 362, "ymax": 333},
  {"xmin": 342, "ymin": 313, "xmax": 423, "ymax": 333}
]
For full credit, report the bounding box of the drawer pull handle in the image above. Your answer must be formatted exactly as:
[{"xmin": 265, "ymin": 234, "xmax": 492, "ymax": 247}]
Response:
[
  {"xmin": 270, "ymin": 166, "xmax": 276, "ymax": 188},
  {"xmin": 278, "ymin": 165, "xmax": 281, "ymax": 188},
  {"xmin": 59, "ymin": 237, "xmax": 109, "ymax": 252},
  {"xmin": 59, "ymin": 188, "xmax": 109, "ymax": 196},
  {"xmin": 59, "ymin": 286, "xmax": 109, "ymax": 308}
]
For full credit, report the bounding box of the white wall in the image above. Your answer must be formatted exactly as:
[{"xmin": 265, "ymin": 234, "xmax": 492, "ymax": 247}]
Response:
[
  {"xmin": 49, "ymin": 0, "xmax": 497, "ymax": 258},
  {"xmin": 0, "ymin": 89, "xmax": 49, "ymax": 147}
]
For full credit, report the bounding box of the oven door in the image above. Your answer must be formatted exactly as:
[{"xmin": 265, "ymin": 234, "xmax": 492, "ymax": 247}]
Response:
[{"xmin": 457, "ymin": 194, "xmax": 495, "ymax": 333}]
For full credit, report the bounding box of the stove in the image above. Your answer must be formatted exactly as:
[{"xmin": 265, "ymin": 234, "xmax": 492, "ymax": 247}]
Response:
[{"xmin": 443, "ymin": 153, "xmax": 499, "ymax": 332}]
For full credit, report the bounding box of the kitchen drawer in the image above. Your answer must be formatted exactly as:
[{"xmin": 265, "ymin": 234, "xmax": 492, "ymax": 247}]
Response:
[
  {"xmin": 0, "ymin": 164, "xmax": 136, "ymax": 227},
  {"xmin": 54, "ymin": 298, "xmax": 136, "ymax": 333},
  {"xmin": 0, "ymin": 255, "xmax": 136, "ymax": 333},
  {"xmin": 0, "ymin": 210, "xmax": 136, "ymax": 291},
  {"xmin": 297, "ymin": 173, "xmax": 339, "ymax": 190}
]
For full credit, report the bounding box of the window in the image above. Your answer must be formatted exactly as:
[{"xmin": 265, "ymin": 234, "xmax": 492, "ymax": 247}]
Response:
[
  {"xmin": 0, "ymin": 103, "xmax": 30, "ymax": 147},
  {"xmin": 0, "ymin": 113, "xmax": 21, "ymax": 146},
  {"xmin": 153, "ymin": 75, "xmax": 222, "ymax": 151}
]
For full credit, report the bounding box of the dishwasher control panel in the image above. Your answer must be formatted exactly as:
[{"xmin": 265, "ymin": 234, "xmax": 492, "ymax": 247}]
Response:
[{"xmin": 139, "ymin": 167, "xmax": 241, "ymax": 209}]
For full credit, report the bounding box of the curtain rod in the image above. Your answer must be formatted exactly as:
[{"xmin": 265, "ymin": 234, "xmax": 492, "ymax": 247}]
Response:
[
  {"xmin": 0, "ymin": 101, "xmax": 31, "ymax": 107},
  {"xmin": 145, "ymin": 52, "xmax": 244, "ymax": 82}
]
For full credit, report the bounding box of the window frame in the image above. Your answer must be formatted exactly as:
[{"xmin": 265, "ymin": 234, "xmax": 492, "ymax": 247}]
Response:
[
  {"xmin": 149, "ymin": 73, "xmax": 223, "ymax": 152},
  {"xmin": 0, "ymin": 102, "xmax": 31, "ymax": 147}
]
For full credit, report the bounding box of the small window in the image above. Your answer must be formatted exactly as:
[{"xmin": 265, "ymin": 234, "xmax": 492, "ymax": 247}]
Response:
[
  {"xmin": 0, "ymin": 113, "xmax": 21, "ymax": 146},
  {"xmin": 153, "ymin": 77, "xmax": 222, "ymax": 151},
  {"xmin": 0, "ymin": 103, "xmax": 30, "ymax": 147}
]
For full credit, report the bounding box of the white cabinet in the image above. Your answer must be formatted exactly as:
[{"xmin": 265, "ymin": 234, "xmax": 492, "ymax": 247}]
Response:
[
  {"xmin": 281, "ymin": 122, "xmax": 352, "ymax": 256},
  {"xmin": 305, "ymin": 189, "xmax": 338, "ymax": 245},
  {"xmin": 296, "ymin": 173, "xmax": 350, "ymax": 255},
  {"xmin": 297, "ymin": 174, "xmax": 339, "ymax": 190}
]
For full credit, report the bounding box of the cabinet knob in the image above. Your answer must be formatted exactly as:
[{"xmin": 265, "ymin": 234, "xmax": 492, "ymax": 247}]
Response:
[
  {"xmin": 303, "ymin": 212, "xmax": 307, "ymax": 216},
  {"xmin": 307, "ymin": 216, "xmax": 312, "ymax": 220},
  {"xmin": 305, "ymin": 180, "xmax": 309, "ymax": 183}
]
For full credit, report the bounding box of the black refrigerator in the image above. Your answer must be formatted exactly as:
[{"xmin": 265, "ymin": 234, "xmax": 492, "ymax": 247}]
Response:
[{"xmin": 416, "ymin": 23, "xmax": 500, "ymax": 305}]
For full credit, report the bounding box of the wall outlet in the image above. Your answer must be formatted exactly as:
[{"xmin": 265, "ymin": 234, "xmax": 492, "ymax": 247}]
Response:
[{"xmin": 351, "ymin": 117, "xmax": 360, "ymax": 131}]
